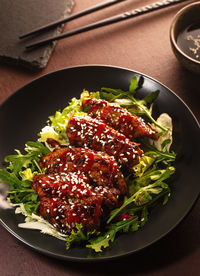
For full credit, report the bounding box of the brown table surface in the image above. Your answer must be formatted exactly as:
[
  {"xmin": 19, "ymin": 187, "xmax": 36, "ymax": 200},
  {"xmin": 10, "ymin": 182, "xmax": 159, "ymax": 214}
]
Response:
[{"xmin": 0, "ymin": 0, "xmax": 200, "ymax": 275}]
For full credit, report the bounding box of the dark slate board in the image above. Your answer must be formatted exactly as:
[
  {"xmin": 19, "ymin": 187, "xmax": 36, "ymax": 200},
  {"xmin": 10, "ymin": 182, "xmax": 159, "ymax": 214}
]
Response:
[{"xmin": 0, "ymin": 0, "xmax": 75, "ymax": 70}]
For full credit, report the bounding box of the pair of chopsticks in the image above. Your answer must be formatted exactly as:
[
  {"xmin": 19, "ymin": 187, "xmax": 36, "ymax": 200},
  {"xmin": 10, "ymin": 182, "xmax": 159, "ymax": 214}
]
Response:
[{"xmin": 20, "ymin": 0, "xmax": 188, "ymax": 50}]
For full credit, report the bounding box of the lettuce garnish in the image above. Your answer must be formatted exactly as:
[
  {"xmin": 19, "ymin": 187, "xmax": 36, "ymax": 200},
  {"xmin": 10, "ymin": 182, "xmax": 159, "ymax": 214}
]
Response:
[{"xmin": 0, "ymin": 141, "xmax": 50, "ymax": 214}]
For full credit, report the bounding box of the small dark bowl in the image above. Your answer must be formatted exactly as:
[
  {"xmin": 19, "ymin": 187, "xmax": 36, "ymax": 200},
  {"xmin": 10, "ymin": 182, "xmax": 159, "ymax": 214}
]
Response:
[{"xmin": 170, "ymin": 1, "xmax": 200, "ymax": 74}]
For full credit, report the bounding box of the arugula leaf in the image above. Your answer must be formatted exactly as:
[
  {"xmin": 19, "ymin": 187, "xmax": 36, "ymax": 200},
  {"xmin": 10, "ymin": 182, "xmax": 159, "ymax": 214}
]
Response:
[
  {"xmin": 161, "ymin": 138, "xmax": 171, "ymax": 150},
  {"xmin": 144, "ymin": 139, "xmax": 176, "ymax": 165},
  {"xmin": 0, "ymin": 141, "xmax": 50, "ymax": 214},
  {"xmin": 24, "ymin": 201, "xmax": 40, "ymax": 214},
  {"xmin": 129, "ymin": 75, "xmax": 138, "ymax": 94},
  {"xmin": 142, "ymin": 90, "xmax": 160, "ymax": 105},
  {"xmin": 66, "ymin": 224, "xmax": 99, "ymax": 250},
  {"xmin": 100, "ymin": 75, "xmax": 166, "ymax": 132},
  {"xmin": 128, "ymin": 166, "xmax": 169, "ymax": 197},
  {"xmin": 107, "ymin": 166, "xmax": 175, "ymax": 223},
  {"xmin": 126, "ymin": 188, "xmax": 170, "ymax": 219},
  {"xmin": 140, "ymin": 206, "xmax": 149, "ymax": 227},
  {"xmin": 135, "ymin": 168, "xmax": 166, "ymax": 188},
  {"xmin": 86, "ymin": 216, "xmax": 138, "ymax": 252},
  {"xmin": 66, "ymin": 224, "xmax": 87, "ymax": 250}
]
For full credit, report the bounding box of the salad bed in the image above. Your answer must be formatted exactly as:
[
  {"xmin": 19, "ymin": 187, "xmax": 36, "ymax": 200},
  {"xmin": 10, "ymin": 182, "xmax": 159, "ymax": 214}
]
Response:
[{"xmin": 0, "ymin": 75, "xmax": 176, "ymax": 253}]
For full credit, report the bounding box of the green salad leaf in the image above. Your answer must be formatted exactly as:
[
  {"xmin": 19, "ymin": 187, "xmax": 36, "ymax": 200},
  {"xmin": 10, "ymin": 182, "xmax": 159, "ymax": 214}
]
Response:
[
  {"xmin": 86, "ymin": 216, "xmax": 138, "ymax": 252},
  {"xmin": 132, "ymin": 156, "xmax": 155, "ymax": 178},
  {"xmin": 129, "ymin": 75, "xmax": 138, "ymax": 93},
  {"xmin": 66, "ymin": 224, "xmax": 99, "ymax": 250},
  {"xmin": 143, "ymin": 138, "xmax": 176, "ymax": 165},
  {"xmin": 100, "ymin": 75, "xmax": 167, "ymax": 132},
  {"xmin": 0, "ymin": 74, "xmax": 177, "ymax": 253},
  {"xmin": 0, "ymin": 141, "xmax": 50, "ymax": 214},
  {"xmin": 5, "ymin": 141, "xmax": 49, "ymax": 174},
  {"xmin": 48, "ymin": 97, "xmax": 82, "ymax": 140},
  {"xmin": 107, "ymin": 166, "xmax": 175, "ymax": 224}
]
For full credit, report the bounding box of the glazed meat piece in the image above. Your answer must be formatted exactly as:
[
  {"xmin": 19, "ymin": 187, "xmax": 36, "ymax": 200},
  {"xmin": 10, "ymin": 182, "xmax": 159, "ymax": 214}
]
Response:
[
  {"xmin": 67, "ymin": 115, "xmax": 143, "ymax": 168},
  {"xmin": 82, "ymin": 97, "xmax": 158, "ymax": 140},
  {"xmin": 39, "ymin": 196, "xmax": 103, "ymax": 233},
  {"xmin": 33, "ymin": 172, "xmax": 92, "ymax": 199},
  {"xmin": 33, "ymin": 163, "xmax": 124, "ymax": 234},
  {"xmin": 39, "ymin": 146, "xmax": 127, "ymax": 195},
  {"xmin": 33, "ymin": 172, "xmax": 120, "ymax": 210}
]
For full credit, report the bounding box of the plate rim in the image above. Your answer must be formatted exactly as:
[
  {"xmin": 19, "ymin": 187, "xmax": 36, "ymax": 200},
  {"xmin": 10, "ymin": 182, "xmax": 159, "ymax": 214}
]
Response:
[
  {"xmin": 0, "ymin": 64, "xmax": 199, "ymax": 262},
  {"xmin": 1, "ymin": 64, "xmax": 199, "ymax": 128}
]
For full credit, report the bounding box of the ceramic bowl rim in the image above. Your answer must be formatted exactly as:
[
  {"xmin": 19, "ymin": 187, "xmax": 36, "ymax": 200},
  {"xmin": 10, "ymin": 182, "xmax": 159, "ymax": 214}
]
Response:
[{"xmin": 170, "ymin": 1, "xmax": 200, "ymax": 65}]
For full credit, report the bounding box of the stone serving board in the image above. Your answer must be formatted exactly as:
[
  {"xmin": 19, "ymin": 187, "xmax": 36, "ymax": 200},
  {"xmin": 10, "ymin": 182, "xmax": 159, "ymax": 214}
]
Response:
[{"xmin": 0, "ymin": 0, "xmax": 75, "ymax": 70}]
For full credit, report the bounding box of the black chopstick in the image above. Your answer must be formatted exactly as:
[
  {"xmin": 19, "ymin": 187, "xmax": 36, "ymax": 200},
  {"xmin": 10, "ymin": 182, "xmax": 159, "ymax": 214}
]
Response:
[
  {"xmin": 25, "ymin": 0, "xmax": 188, "ymax": 50},
  {"xmin": 19, "ymin": 0, "xmax": 127, "ymax": 39}
]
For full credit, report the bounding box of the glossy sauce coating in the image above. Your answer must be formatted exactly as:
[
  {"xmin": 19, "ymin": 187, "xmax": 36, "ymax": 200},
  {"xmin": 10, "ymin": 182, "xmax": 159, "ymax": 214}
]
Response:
[
  {"xmin": 67, "ymin": 115, "xmax": 143, "ymax": 168},
  {"xmin": 39, "ymin": 196, "xmax": 103, "ymax": 233},
  {"xmin": 39, "ymin": 146, "xmax": 127, "ymax": 195},
  {"xmin": 33, "ymin": 172, "xmax": 120, "ymax": 209},
  {"xmin": 82, "ymin": 97, "xmax": 158, "ymax": 140},
  {"xmin": 33, "ymin": 171, "xmax": 123, "ymax": 233}
]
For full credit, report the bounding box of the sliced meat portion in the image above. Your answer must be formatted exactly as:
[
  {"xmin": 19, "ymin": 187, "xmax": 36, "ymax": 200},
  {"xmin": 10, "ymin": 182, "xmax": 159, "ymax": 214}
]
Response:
[
  {"xmin": 33, "ymin": 172, "xmax": 92, "ymax": 199},
  {"xmin": 39, "ymin": 196, "xmax": 103, "ymax": 234},
  {"xmin": 67, "ymin": 115, "xmax": 143, "ymax": 168},
  {"xmin": 33, "ymin": 172, "xmax": 120, "ymax": 210},
  {"xmin": 39, "ymin": 146, "xmax": 127, "ymax": 195},
  {"xmin": 82, "ymin": 97, "xmax": 158, "ymax": 140}
]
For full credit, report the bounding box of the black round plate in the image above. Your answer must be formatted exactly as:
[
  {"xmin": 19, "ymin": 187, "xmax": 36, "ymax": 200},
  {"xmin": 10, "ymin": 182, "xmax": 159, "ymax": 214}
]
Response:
[{"xmin": 0, "ymin": 65, "xmax": 199, "ymax": 262}]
